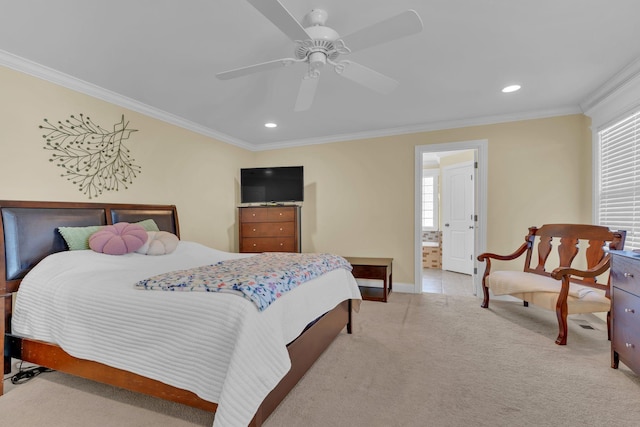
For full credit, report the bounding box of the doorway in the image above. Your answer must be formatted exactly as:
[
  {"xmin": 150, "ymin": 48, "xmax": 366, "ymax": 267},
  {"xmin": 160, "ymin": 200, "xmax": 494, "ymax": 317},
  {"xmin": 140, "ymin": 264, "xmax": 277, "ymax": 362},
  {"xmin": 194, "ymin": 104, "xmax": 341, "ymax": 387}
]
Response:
[{"xmin": 414, "ymin": 140, "xmax": 488, "ymax": 296}]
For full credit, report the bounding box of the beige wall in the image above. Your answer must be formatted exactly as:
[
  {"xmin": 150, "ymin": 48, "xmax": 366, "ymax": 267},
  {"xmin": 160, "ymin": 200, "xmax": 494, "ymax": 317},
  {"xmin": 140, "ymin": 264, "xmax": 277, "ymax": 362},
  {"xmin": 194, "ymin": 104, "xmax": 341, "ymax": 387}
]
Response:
[
  {"xmin": 1, "ymin": 65, "xmax": 593, "ymax": 287},
  {"xmin": 0, "ymin": 66, "xmax": 253, "ymax": 251},
  {"xmin": 258, "ymin": 114, "xmax": 593, "ymax": 285}
]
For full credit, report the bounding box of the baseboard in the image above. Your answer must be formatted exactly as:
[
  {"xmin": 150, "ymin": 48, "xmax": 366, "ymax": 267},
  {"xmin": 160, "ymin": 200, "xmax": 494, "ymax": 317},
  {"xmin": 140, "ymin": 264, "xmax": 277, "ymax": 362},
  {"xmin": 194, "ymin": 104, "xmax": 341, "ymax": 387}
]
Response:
[{"xmin": 391, "ymin": 282, "xmax": 415, "ymax": 293}]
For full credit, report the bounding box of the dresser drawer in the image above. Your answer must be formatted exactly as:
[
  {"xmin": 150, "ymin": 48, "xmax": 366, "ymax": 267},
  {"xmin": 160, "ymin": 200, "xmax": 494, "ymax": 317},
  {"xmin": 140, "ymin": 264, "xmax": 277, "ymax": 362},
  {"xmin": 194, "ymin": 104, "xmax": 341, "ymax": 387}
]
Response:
[
  {"xmin": 241, "ymin": 222, "xmax": 295, "ymax": 237},
  {"xmin": 612, "ymin": 254, "xmax": 640, "ymax": 296},
  {"xmin": 240, "ymin": 207, "xmax": 296, "ymax": 223},
  {"xmin": 240, "ymin": 208, "xmax": 269, "ymax": 222},
  {"xmin": 613, "ymin": 329, "xmax": 640, "ymax": 370},
  {"xmin": 241, "ymin": 238, "xmax": 296, "ymax": 253},
  {"xmin": 613, "ymin": 287, "xmax": 640, "ymax": 329},
  {"xmin": 612, "ymin": 287, "xmax": 640, "ymax": 369},
  {"xmin": 265, "ymin": 207, "xmax": 295, "ymax": 221}
]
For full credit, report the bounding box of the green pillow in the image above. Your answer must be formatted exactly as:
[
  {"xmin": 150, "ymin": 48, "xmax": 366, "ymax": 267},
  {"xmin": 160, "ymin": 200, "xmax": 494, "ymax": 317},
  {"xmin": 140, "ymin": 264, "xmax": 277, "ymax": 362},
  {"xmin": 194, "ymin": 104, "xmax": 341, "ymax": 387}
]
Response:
[
  {"xmin": 58, "ymin": 219, "xmax": 160, "ymax": 250},
  {"xmin": 58, "ymin": 225, "xmax": 103, "ymax": 250},
  {"xmin": 136, "ymin": 218, "xmax": 160, "ymax": 232}
]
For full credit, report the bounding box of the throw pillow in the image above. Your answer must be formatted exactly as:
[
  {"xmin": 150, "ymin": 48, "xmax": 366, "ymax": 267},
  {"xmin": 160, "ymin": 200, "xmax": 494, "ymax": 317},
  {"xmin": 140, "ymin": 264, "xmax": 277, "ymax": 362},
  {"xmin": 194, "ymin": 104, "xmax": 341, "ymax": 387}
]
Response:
[
  {"xmin": 58, "ymin": 219, "xmax": 160, "ymax": 250},
  {"xmin": 89, "ymin": 222, "xmax": 148, "ymax": 255},
  {"xmin": 135, "ymin": 231, "xmax": 179, "ymax": 255},
  {"xmin": 58, "ymin": 225, "xmax": 103, "ymax": 250}
]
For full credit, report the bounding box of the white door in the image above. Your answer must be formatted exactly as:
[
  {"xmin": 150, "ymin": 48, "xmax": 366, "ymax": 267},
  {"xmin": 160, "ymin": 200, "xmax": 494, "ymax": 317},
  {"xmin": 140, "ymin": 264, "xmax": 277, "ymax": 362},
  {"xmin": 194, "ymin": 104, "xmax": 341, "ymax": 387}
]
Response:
[{"xmin": 441, "ymin": 162, "xmax": 474, "ymax": 274}]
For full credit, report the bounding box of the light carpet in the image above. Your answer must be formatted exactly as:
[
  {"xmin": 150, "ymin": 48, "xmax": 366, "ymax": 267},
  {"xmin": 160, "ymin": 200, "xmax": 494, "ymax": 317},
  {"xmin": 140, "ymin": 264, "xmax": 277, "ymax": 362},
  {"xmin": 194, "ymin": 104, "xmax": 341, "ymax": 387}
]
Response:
[{"xmin": 2, "ymin": 293, "xmax": 640, "ymax": 426}]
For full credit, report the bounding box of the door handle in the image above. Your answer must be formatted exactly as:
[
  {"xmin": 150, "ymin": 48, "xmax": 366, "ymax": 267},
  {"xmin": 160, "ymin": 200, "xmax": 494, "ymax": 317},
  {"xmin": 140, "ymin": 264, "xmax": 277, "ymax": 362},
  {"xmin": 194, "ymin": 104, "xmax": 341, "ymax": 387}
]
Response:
[{"xmin": 445, "ymin": 223, "xmax": 450, "ymax": 227}]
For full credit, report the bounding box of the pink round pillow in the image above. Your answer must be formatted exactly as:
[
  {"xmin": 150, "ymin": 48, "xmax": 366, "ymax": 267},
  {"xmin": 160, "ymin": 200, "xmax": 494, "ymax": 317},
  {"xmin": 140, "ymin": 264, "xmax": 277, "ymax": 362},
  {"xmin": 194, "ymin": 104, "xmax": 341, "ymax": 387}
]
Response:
[{"xmin": 89, "ymin": 222, "xmax": 148, "ymax": 255}]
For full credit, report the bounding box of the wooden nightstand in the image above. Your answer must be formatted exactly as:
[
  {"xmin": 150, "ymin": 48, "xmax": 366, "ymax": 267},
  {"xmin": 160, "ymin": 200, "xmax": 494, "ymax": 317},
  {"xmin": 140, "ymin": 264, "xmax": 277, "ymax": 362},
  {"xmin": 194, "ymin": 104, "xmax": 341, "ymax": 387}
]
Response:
[{"xmin": 344, "ymin": 257, "xmax": 393, "ymax": 302}]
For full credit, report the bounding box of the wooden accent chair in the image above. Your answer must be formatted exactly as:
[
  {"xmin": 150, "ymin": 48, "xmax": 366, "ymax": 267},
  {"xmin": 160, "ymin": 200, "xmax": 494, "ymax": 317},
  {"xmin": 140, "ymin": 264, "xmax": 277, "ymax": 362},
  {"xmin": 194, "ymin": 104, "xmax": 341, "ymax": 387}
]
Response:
[{"xmin": 477, "ymin": 224, "xmax": 626, "ymax": 345}]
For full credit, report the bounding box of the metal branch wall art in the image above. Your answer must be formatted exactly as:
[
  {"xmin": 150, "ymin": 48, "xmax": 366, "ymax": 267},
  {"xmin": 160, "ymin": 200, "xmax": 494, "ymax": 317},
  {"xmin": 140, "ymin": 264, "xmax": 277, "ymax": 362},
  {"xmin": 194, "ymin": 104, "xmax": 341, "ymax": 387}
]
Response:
[{"xmin": 40, "ymin": 114, "xmax": 141, "ymax": 199}]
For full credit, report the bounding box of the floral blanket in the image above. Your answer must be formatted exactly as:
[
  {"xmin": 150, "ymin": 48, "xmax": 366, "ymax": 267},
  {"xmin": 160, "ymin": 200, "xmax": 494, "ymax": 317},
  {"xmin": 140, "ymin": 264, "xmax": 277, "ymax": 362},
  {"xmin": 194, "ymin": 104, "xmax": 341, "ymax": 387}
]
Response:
[{"xmin": 135, "ymin": 252, "xmax": 353, "ymax": 311}]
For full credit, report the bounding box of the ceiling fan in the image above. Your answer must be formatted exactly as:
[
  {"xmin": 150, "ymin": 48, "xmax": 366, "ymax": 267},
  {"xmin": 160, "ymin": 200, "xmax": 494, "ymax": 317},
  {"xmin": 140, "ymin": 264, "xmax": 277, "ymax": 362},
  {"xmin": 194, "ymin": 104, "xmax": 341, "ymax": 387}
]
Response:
[{"xmin": 216, "ymin": 0, "xmax": 423, "ymax": 111}]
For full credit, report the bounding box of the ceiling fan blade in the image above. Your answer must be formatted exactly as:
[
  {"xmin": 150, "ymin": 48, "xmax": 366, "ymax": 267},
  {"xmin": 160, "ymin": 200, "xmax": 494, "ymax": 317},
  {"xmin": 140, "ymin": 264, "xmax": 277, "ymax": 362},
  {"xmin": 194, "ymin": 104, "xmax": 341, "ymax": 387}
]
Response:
[
  {"xmin": 216, "ymin": 58, "xmax": 297, "ymax": 80},
  {"xmin": 340, "ymin": 10, "xmax": 423, "ymax": 53},
  {"xmin": 337, "ymin": 61, "xmax": 399, "ymax": 94},
  {"xmin": 294, "ymin": 74, "xmax": 320, "ymax": 112},
  {"xmin": 246, "ymin": 0, "xmax": 310, "ymax": 41}
]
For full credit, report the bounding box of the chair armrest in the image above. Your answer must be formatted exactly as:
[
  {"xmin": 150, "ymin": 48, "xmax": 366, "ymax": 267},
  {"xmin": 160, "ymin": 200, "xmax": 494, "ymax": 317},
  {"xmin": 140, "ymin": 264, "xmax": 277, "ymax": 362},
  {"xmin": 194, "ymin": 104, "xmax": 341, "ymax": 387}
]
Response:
[
  {"xmin": 550, "ymin": 256, "xmax": 611, "ymax": 282},
  {"xmin": 477, "ymin": 242, "xmax": 530, "ymax": 263}
]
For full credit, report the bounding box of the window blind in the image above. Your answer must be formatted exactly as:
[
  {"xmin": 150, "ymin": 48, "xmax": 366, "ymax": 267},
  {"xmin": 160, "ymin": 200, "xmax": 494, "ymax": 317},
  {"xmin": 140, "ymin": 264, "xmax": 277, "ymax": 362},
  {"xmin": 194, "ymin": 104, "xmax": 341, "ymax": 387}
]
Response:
[{"xmin": 598, "ymin": 110, "xmax": 640, "ymax": 249}]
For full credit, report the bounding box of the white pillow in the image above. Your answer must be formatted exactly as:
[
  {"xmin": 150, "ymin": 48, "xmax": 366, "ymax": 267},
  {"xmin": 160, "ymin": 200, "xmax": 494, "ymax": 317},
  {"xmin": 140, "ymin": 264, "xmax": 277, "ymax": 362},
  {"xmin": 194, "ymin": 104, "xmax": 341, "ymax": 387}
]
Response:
[{"xmin": 135, "ymin": 231, "xmax": 179, "ymax": 255}]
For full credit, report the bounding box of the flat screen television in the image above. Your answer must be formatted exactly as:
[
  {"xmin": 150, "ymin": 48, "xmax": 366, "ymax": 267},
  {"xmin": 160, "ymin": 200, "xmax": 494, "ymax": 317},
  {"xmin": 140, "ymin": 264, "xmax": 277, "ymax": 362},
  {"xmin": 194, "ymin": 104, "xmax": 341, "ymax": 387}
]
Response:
[{"xmin": 240, "ymin": 166, "xmax": 304, "ymax": 204}]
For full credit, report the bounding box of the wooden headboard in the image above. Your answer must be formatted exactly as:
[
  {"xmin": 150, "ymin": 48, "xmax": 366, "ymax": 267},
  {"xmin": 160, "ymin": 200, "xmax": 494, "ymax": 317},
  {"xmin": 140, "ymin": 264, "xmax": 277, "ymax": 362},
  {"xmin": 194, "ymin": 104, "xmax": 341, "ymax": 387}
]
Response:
[{"xmin": 0, "ymin": 200, "xmax": 179, "ymax": 295}]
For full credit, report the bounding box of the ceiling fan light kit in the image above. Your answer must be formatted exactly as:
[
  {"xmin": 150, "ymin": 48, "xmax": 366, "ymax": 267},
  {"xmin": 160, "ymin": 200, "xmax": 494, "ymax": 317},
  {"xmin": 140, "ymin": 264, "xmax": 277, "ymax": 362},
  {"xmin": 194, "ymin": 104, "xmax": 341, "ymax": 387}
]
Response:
[{"xmin": 216, "ymin": 0, "xmax": 423, "ymax": 111}]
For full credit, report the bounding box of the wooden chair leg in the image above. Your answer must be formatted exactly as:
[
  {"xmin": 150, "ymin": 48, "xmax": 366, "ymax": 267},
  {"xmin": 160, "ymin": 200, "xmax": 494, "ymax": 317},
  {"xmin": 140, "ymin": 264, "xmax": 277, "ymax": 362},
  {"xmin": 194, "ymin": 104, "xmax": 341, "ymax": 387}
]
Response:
[
  {"xmin": 555, "ymin": 306, "xmax": 568, "ymax": 345},
  {"xmin": 481, "ymin": 284, "xmax": 490, "ymax": 308}
]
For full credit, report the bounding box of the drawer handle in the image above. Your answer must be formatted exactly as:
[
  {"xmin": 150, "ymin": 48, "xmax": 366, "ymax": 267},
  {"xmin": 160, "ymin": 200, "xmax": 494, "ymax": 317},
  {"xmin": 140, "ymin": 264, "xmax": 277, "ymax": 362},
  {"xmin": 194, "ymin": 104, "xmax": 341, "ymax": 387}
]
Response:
[
  {"xmin": 279, "ymin": 227, "xmax": 283, "ymax": 231},
  {"xmin": 280, "ymin": 243, "xmax": 284, "ymax": 246},
  {"xmin": 624, "ymin": 272, "xmax": 634, "ymax": 278},
  {"xmin": 253, "ymin": 228, "xmax": 256, "ymax": 232},
  {"xmin": 625, "ymin": 308, "xmax": 635, "ymax": 313},
  {"xmin": 252, "ymin": 213, "xmax": 256, "ymax": 217},
  {"xmin": 626, "ymin": 343, "xmax": 635, "ymax": 349},
  {"xmin": 253, "ymin": 244, "xmax": 257, "ymax": 247},
  {"xmin": 279, "ymin": 213, "xmax": 283, "ymax": 216}
]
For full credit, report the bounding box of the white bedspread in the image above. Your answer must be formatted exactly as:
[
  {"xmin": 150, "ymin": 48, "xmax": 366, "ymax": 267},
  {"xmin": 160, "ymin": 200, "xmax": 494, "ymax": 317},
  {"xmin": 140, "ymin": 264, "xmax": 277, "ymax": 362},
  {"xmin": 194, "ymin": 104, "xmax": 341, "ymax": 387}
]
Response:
[{"xmin": 11, "ymin": 241, "xmax": 361, "ymax": 427}]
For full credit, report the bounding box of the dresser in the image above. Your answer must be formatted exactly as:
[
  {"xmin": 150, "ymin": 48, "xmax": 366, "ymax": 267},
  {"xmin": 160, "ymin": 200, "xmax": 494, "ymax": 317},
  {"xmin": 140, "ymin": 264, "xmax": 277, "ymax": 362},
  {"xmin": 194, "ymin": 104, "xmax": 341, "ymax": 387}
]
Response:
[
  {"xmin": 611, "ymin": 251, "xmax": 640, "ymax": 375},
  {"xmin": 239, "ymin": 206, "xmax": 301, "ymax": 253}
]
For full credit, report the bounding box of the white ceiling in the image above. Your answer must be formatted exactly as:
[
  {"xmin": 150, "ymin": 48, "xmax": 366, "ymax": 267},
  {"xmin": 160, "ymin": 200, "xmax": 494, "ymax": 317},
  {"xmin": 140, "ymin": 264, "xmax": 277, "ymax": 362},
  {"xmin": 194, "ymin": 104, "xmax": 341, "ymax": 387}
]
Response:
[{"xmin": 2, "ymin": 0, "xmax": 640, "ymax": 150}]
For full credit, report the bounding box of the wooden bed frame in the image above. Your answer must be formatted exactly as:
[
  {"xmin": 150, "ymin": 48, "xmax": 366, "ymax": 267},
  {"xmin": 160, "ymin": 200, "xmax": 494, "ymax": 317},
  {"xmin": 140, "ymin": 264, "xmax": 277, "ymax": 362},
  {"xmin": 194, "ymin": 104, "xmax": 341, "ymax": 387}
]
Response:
[{"xmin": 0, "ymin": 200, "xmax": 353, "ymax": 426}]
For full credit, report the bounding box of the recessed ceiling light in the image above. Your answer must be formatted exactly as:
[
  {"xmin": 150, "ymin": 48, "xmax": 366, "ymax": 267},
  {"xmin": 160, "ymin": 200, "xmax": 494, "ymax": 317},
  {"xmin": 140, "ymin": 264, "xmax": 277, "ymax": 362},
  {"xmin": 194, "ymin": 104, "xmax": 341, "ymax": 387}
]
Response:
[
  {"xmin": 502, "ymin": 84, "xmax": 521, "ymax": 93},
  {"xmin": 264, "ymin": 122, "xmax": 277, "ymax": 128}
]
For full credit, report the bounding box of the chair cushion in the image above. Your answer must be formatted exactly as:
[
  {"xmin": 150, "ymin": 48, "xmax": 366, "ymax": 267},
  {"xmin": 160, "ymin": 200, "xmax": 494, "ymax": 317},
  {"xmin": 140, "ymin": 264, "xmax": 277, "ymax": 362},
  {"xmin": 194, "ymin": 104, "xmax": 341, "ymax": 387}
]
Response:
[
  {"xmin": 487, "ymin": 271, "xmax": 594, "ymax": 298},
  {"xmin": 487, "ymin": 271, "xmax": 610, "ymax": 313},
  {"xmin": 510, "ymin": 292, "xmax": 610, "ymax": 314}
]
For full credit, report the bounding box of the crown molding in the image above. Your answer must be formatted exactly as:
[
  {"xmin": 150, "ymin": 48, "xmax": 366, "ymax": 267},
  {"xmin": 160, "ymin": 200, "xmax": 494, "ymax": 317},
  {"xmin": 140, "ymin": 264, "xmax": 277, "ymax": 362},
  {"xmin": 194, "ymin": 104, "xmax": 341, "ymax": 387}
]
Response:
[
  {"xmin": 1, "ymin": 49, "xmax": 587, "ymax": 152},
  {"xmin": 253, "ymin": 106, "xmax": 581, "ymax": 151},
  {"xmin": 580, "ymin": 55, "xmax": 640, "ymax": 130},
  {"xmin": 0, "ymin": 50, "xmax": 254, "ymax": 151}
]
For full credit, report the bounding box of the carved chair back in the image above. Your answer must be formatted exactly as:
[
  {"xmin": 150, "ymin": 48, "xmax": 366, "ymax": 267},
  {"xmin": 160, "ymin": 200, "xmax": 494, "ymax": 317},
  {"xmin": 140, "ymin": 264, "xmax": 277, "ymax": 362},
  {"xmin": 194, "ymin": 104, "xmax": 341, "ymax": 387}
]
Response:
[{"xmin": 522, "ymin": 224, "xmax": 626, "ymax": 291}]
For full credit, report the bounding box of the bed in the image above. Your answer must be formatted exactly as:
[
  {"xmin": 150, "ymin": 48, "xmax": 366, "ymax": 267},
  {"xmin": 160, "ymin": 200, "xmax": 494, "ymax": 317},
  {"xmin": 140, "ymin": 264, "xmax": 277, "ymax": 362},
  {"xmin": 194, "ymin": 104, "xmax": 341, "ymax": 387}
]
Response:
[{"xmin": 0, "ymin": 200, "xmax": 361, "ymax": 427}]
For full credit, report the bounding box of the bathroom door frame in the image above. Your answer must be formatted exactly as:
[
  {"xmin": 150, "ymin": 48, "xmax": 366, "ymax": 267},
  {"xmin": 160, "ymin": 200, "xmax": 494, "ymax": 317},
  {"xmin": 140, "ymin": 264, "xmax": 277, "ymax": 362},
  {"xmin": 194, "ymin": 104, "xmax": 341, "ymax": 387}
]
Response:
[{"xmin": 414, "ymin": 139, "xmax": 488, "ymax": 295}]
